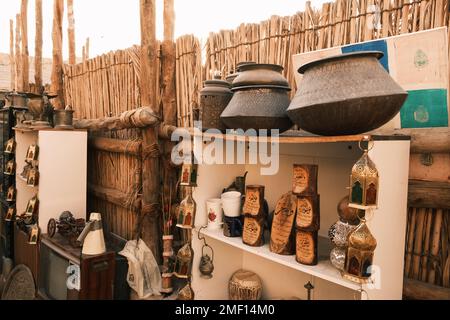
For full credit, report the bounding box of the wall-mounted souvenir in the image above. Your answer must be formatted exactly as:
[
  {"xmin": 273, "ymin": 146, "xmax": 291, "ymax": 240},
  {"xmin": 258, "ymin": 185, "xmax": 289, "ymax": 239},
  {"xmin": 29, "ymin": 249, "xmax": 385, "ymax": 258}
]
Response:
[
  {"xmin": 20, "ymin": 162, "xmax": 32, "ymax": 181},
  {"xmin": 26, "ymin": 145, "xmax": 39, "ymax": 162},
  {"xmin": 243, "ymin": 185, "xmax": 265, "ymax": 216},
  {"xmin": 4, "ymin": 138, "xmax": 16, "ymax": 154},
  {"xmin": 4, "ymin": 160, "xmax": 15, "ymax": 176},
  {"xmin": 292, "ymin": 164, "xmax": 318, "ymax": 195},
  {"xmin": 223, "ymin": 216, "xmax": 243, "ymax": 238},
  {"xmin": 176, "ymin": 188, "xmax": 196, "ymax": 229},
  {"xmin": 28, "ymin": 224, "xmax": 39, "ymax": 245},
  {"xmin": 6, "ymin": 186, "xmax": 16, "ymax": 202},
  {"xmin": 177, "ymin": 282, "xmax": 195, "ymax": 301},
  {"xmin": 180, "ymin": 161, "xmax": 198, "ymax": 187},
  {"xmin": 343, "ymin": 219, "xmax": 377, "ymax": 284},
  {"xmin": 349, "ymin": 140, "xmax": 379, "ymax": 210},
  {"xmin": 5, "ymin": 207, "xmax": 16, "ymax": 221},
  {"xmin": 296, "ymin": 194, "xmax": 320, "ymax": 231},
  {"xmin": 174, "ymin": 242, "xmax": 193, "ymax": 279},
  {"xmin": 296, "ymin": 230, "xmax": 318, "ymax": 266},
  {"xmin": 25, "ymin": 196, "xmax": 39, "ymax": 216},
  {"xmin": 270, "ymin": 192, "xmax": 297, "ymax": 255},
  {"xmin": 228, "ymin": 269, "xmax": 262, "ymax": 300},
  {"xmin": 243, "ymin": 216, "xmax": 265, "ymax": 247},
  {"xmin": 27, "ymin": 167, "xmax": 39, "ymax": 187}
]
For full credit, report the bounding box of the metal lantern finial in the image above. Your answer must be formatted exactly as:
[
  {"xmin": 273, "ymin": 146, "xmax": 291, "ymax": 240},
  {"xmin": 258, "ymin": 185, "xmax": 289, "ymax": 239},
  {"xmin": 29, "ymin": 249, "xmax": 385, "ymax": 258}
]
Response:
[
  {"xmin": 343, "ymin": 219, "xmax": 377, "ymax": 284},
  {"xmin": 349, "ymin": 138, "xmax": 379, "ymax": 210}
]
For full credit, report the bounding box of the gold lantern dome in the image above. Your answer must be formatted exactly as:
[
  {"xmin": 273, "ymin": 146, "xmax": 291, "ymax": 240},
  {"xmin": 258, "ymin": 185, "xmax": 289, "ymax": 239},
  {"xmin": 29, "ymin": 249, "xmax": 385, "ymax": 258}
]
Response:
[
  {"xmin": 343, "ymin": 221, "xmax": 377, "ymax": 284},
  {"xmin": 349, "ymin": 148, "xmax": 379, "ymax": 210}
]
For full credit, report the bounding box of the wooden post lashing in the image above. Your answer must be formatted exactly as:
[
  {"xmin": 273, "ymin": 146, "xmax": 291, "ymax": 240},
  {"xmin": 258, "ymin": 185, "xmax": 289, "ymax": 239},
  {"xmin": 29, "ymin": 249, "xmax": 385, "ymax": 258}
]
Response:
[
  {"xmin": 35, "ymin": 0, "xmax": 43, "ymax": 93},
  {"xmin": 21, "ymin": 0, "xmax": 30, "ymax": 92},
  {"xmin": 67, "ymin": 0, "xmax": 76, "ymax": 65},
  {"xmin": 139, "ymin": 0, "xmax": 161, "ymax": 263},
  {"xmin": 51, "ymin": 0, "xmax": 65, "ymax": 109}
]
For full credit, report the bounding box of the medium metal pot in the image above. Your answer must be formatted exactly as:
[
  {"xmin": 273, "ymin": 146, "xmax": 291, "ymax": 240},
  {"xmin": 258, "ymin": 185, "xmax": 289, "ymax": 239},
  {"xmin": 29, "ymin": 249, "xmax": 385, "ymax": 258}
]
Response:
[
  {"xmin": 287, "ymin": 51, "xmax": 408, "ymax": 136},
  {"xmin": 221, "ymin": 63, "xmax": 293, "ymax": 133},
  {"xmin": 199, "ymin": 75, "xmax": 233, "ymax": 131},
  {"xmin": 5, "ymin": 92, "xmax": 28, "ymax": 108},
  {"xmin": 54, "ymin": 108, "xmax": 75, "ymax": 130},
  {"xmin": 226, "ymin": 61, "xmax": 256, "ymax": 85}
]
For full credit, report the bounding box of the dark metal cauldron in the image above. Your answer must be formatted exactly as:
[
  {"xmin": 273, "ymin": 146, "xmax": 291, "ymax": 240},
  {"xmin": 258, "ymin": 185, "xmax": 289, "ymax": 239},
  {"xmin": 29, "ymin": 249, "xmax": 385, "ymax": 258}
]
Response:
[
  {"xmin": 287, "ymin": 51, "xmax": 408, "ymax": 136},
  {"xmin": 221, "ymin": 64, "xmax": 293, "ymax": 133},
  {"xmin": 199, "ymin": 75, "xmax": 233, "ymax": 131}
]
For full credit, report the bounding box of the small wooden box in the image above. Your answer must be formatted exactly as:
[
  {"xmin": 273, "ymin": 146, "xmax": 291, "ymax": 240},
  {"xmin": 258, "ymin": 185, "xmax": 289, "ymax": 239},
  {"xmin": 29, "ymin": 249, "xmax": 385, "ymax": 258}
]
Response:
[
  {"xmin": 243, "ymin": 216, "xmax": 265, "ymax": 247},
  {"xmin": 243, "ymin": 185, "xmax": 265, "ymax": 217},
  {"xmin": 296, "ymin": 194, "xmax": 320, "ymax": 231},
  {"xmin": 292, "ymin": 164, "xmax": 318, "ymax": 195},
  {"xmin": 296, "ymin": 229, "xmax": 318, "ymax": 266},
  {"xmin": 270, "ymin": 192, "xmax": 296, "ymax": 255}
]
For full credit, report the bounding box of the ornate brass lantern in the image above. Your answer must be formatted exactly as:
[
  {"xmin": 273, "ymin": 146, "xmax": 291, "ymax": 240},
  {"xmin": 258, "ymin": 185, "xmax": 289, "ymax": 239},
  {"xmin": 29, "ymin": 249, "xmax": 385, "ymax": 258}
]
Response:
[
  {"xmin": 343, "ymin": 219, "xmax": 377, "ymax": 284},
  {"xmin": 174, "ymin": 242, "xmax": 194, "ymax": 279},
  {"xmin": 349, "ymin": 139, "xmax": 379, "ymax": 210}
]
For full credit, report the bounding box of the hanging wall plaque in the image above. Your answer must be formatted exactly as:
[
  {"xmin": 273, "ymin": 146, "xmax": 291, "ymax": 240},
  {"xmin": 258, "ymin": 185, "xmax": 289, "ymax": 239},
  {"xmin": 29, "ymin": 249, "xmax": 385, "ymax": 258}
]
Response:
[
  {"xmin": 4, "ymin": 138, "xmax": 16, "ymax": 154},
  {"xmin": 296, "ymin": 230, "xmax": 318, "ymax": 266},
  {"xmin": 243, "ymin": 185, "xmax": 265, "ymax": 216},
  {"xmin": 243, "ymin": 216, "xmax": 265, "ymax": 247},
  {"xmin": 292, "ymin": 164, "xmax": 318, "ymax": 195},
  {"xmin": 296, "ymin": 195, "xmax": 320, "ymax": 231},
  {"xmin": 270, "ymin": 192, "xmax": 297, "ymax": 255}
]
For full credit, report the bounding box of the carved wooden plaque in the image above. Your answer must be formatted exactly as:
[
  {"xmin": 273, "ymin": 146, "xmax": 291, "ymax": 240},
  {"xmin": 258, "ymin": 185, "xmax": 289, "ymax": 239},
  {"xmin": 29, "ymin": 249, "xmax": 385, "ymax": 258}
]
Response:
[
  {"xmin": 243, "ymin": 216, "xmax": 264, "ymax": 247},
  {"xmin": 296, "ymin": 230, "xmax": 318, "ymax": 266},
  {"xmin": 296, "ymin": 195, "xmax": 320, "ymax": 231},
  {"xmin": 243, "ymin": 185, "xmax": 265, "ymax": 216},
  {"xmin": 292, "ymin": 164, "xmax": 318, "ymax": 195},
  {"xmin": 270, "ymin": 192, "xmax": 297, "ymax": 255}
]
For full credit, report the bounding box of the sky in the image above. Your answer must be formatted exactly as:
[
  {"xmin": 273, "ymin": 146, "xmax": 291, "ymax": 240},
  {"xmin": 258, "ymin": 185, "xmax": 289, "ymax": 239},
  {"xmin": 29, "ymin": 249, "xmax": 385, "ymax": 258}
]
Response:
[{"xmin": 0, "ymin": 0, "xmax": 327, "ymax": 59}]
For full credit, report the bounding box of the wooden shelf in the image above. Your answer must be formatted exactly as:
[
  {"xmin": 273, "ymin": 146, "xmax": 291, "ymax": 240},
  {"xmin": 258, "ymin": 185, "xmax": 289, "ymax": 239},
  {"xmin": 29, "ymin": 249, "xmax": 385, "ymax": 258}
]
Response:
[
  {"xmin": 196, "ymin": 227, "xmax": 361, "ymax": 291},
  {"xmin": 188, "ymin": 128, "xmax": 411, "ymax": 144}
]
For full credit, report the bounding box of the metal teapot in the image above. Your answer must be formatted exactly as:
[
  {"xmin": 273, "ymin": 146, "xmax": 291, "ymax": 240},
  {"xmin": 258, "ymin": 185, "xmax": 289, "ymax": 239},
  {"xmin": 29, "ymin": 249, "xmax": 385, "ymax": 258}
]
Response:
[{"xmin": 223, "ymin": 171, "xmax": 248, "ymax": 195}]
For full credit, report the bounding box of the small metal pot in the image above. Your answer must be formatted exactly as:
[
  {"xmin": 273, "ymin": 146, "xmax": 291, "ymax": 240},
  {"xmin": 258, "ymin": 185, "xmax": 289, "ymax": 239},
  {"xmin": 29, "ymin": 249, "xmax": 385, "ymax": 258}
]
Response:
[
  {"xmin": 221, "ymin": 63, "xmax": 292, "ymax": 133},
  {"xmin": 53, "ymin": 109, "xmax": 75, "ymax": 130}
]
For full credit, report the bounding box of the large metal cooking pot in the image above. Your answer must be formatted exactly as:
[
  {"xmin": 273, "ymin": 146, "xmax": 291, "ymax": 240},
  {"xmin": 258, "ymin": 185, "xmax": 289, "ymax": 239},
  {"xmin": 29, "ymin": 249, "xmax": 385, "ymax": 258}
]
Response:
[
  {"xmin": 287, "ymin": 51, "xmax": 408, "ymax": 136},
  {"xmin": 221, "ymin": 63, "xmax": 293, "ymax": 133}
]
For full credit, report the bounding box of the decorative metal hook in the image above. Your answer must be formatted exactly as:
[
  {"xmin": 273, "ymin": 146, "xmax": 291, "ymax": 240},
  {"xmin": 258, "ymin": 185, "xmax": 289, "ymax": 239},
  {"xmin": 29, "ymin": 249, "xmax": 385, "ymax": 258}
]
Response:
[{"xmin": 198, "ymin": 225, "xmax": 208, "ymax": 247}]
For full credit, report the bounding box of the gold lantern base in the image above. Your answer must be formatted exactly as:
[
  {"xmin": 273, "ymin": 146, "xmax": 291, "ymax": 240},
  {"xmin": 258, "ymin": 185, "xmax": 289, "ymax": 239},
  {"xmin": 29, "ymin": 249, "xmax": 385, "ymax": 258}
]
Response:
[{"xmin": 342, "ymin": 272, "xmax": 371, "ymax": 284}]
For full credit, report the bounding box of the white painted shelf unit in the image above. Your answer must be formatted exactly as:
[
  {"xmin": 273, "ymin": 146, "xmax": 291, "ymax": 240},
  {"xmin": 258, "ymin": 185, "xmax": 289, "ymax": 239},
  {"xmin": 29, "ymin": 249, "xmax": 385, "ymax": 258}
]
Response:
[
  {"xmin": 14, "ymin": 129, "xmax": 88, "ymax": 232},
  {"xmin": 190, "ymin": 132, "xmax": 411, "ymax": 300}
]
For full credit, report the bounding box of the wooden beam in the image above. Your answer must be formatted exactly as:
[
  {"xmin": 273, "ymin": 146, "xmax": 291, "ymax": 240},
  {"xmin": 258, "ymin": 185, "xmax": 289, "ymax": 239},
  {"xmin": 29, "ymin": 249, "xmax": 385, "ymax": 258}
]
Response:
[
  {"xmin": 67, "ymin": 0, "xmax": 76, "ymax": 65},
  {"xmin": 15, "ymin": 14, "xmax": 22, "ymax": 92},
  {"xmin": 88, "ymin": 183, "xmax": 141, "ymax": 211},
  {"xmin": 51, "ymin": 0, "xmax": 65, "ymax": 109},
  {"xmin": 408, "ymin": 180, "xmax": 450, "ymax": 209},
  {"xmin": 74, "ymin": 107, "xmax": 160, "ymax": 131},
  {"xmin": 9, "ymin": 19, "xmax": 15, "ymax": 91},
  {"xmin": 140, "ymin": 0, "xmax": 161, "ymax": 263},
  {"xmin": 403, "ymin": 278, "xmax": 450, "ymax": 300},
  {"xmin": 35, "ymin": 0, "xmax": 43, "ymax": 93},
  {"xmin": 89, "ymin": 137, "xmax": 142, "ymax": 156},
  {"xmin": 21, "ymin": 0, "xmax": 29, "ymax": 92},
  {"xmin": 371, "ymin": 128, "xmax": 450, "ymax": 153}
]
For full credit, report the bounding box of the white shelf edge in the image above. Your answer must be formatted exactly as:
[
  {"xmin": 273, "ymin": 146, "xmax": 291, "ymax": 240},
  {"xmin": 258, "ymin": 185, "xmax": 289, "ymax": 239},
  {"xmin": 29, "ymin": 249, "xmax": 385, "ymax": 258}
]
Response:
[{"xmin": 194, "ymin": 227, "xmax": 361, "ymax": 291}]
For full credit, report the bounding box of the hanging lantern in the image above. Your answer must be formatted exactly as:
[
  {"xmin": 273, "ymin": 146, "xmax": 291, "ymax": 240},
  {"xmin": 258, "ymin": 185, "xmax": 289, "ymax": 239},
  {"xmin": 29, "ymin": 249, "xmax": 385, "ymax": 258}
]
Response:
[
  {"xmin": 174, "ymin": 242, "xmax": 194, "ymax": 279},
  {"xmin": 349, "ymin": 138, "xmax": 379, "ymax": 210},
  {"xmin": 343, "ymin": 219, "xmax": 377, "ymax": 284},
  {"xmin": 177, "ymin": 282, "xmax": 195, "ymax": 301},
  {"xmin": 176, "ymin": 187, "xmax": 197, "ymax": 229}
]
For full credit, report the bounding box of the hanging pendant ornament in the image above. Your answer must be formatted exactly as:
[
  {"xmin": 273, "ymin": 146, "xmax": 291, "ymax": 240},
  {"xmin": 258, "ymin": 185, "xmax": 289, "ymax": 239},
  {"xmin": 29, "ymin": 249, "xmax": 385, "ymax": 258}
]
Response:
[
  {"xmin": 343, "ymin": 215, "xmax": 377, "ymax": 284},
  {"xmin": 349, "ymin": 137, "xmax": 379, "ymax": 210},
  {"xmin": 174, "ymin": 242, "xmax": 194, "ymax": 279},
  {"xmin": 176, "ymin": 186, "xmax": 196, "ymax": 229},
  {"xmin": 180, "ymin": 151, "xmax": 198, "ymax": 187}
]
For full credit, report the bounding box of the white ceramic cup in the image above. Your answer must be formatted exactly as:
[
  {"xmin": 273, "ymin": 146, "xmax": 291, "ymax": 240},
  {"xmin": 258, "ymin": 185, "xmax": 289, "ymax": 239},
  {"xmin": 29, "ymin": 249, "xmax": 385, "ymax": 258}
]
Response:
[
  {"xmin": 221, "ymin": 191, "xmax": 242, "ymax": 217},
  {"xmin": 206, "ymin": 199, "xmax": 223, "ymax": 230}
]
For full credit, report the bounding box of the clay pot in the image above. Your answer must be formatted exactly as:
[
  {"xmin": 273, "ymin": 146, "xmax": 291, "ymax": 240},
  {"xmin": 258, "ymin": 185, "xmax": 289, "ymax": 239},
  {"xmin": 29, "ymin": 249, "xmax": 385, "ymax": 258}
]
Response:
[
  {"xmin": 287, "ymin": 51, "xmax": 408, "ymax": 136},
  {"xmin": 221, "ymin": 63, "xmax": 293, "ymax": 133}
]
